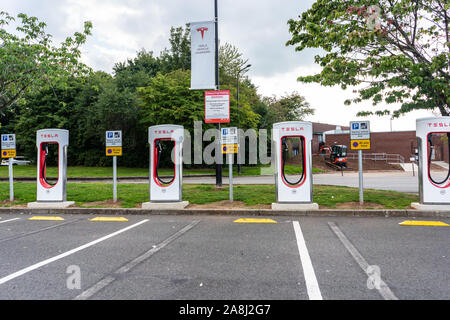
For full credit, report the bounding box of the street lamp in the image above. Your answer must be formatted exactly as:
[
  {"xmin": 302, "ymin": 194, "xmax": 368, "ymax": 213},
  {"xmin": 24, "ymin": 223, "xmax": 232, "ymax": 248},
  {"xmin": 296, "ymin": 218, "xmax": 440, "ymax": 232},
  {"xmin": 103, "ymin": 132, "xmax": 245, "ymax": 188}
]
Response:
[{"xmin": 237, "ymin": 64, "xmax": 251, "ymax": 174}]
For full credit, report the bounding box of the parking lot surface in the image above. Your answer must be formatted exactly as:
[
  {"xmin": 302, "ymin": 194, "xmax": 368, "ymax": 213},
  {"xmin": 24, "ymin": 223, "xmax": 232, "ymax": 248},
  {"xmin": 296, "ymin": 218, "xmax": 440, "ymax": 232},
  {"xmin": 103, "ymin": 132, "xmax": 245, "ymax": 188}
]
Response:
[{"xmin": 0, "ymin": 214, "xmax": 448, "ymax": 300}]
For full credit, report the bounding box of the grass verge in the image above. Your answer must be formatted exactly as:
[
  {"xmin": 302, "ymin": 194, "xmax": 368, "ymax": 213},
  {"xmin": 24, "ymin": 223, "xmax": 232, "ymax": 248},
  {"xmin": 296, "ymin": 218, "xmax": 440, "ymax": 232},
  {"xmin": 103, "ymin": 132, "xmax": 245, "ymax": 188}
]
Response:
[
  {"xmin": 0, "ymin": 164, "xmax": 324, "ymax": 178},
  {"xmin": 0, "ymin": 182, "xmax": 418, "ymax": 209}
]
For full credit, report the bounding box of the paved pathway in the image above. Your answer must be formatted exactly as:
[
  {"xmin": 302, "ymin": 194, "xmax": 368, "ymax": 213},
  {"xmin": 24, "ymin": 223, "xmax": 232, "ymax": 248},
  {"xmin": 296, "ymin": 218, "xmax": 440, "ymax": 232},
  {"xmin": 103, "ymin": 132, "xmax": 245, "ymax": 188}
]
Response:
[{"xmin": 180, "ymin": 171, "xmax": 419, "ymax": 193}]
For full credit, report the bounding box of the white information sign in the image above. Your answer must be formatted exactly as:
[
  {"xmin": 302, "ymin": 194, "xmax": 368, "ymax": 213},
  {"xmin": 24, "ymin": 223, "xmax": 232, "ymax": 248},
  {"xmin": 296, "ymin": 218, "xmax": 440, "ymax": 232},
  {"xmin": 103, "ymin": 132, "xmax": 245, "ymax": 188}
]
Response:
[
  {"xmin": 1, "ymin": 134, "xmax": 16, "ymax": 150},
  {"xmin": 221, "ymin": 127, "xmax": 238, "ymax": 145},
  {"xmin": 106, "ymin": 131, "xmax": 122, "ymax": 147},
  {"xmin": 350, "ymin": 121, "xmax": 371, "ymax": 140}
]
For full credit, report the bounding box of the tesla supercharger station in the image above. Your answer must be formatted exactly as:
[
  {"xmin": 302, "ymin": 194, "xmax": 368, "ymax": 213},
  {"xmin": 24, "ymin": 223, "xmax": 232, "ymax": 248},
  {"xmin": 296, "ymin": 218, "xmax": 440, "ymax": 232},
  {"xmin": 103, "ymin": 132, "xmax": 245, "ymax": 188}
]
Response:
[
  {"xmin": 271, "ymin": 121, "xmax": 318, "ymax": 210},
  {"xmin": 412, "ymin": 117, "xmax": 450, "ymax": 210},
  {"xmin": 141, "ymin": 124, "xmax": 189, "ymax": 210},
  {"xmin": 28, "ymin": 129, "xmax": 74, "ymax": 208}
]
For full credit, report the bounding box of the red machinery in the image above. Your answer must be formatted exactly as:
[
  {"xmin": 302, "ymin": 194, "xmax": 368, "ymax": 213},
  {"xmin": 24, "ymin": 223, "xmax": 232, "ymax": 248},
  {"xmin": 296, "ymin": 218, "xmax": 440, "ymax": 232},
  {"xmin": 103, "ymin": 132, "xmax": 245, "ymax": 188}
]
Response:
[{"xmin": 318, "ymin": 143, "xmax": 348, "ymax": 168}]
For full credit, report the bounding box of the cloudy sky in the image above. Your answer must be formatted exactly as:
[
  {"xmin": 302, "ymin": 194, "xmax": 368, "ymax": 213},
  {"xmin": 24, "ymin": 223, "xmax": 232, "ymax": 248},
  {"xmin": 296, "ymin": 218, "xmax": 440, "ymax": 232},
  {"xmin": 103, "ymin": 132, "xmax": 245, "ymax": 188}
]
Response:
[{"xmin": 3, "ymin": 0, "xmax": 434, "ymax": 132}]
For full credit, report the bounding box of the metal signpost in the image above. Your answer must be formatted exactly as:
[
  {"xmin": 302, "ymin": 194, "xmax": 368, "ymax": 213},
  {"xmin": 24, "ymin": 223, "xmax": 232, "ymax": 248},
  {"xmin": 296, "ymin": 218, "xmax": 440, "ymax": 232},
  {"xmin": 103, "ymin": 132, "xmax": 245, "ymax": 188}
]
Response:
[
  {"xmin": 106, "ymin": 131, "xmax": 122, "ymax": 202},
  {"xmin": 350, "ymin": 121, "xmax": 371, "ymax": 205},
  {"xmin": 221, "ymin": 127, "xmax": 238, "ymax": 202},
  {"xmin": 1, "ymin": 134, "xmax": 16, "ymax": 202},
  {"xmin": 205, "ymin": 90, "xmax": 230, "ymax": 188}
]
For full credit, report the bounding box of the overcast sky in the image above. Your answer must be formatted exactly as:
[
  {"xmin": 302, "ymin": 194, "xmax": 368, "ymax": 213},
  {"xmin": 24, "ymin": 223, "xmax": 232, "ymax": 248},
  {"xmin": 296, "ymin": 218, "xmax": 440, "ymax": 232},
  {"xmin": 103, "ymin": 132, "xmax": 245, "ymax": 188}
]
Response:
[{"xmin": 3, "ymin": 0, "xmax": 434, "ymax": 132}]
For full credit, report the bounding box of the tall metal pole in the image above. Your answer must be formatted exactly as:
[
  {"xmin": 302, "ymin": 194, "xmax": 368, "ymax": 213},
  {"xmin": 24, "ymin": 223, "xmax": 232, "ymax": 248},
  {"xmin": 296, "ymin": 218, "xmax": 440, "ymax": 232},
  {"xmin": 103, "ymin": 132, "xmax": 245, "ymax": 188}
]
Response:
[
  {"xmin": 229, "ymin": 153, "xmax": 233, "ymax": 202},
  {"xmin": 358, "ymin": 149, "xmax": 364, "ymax": 205},
  {"xmin": 214, "ymin": 0, "xmax": 222, "ymax": 188},
  {"xmin": 113, "ymin": 155, "xmax": 117, "ymax": 202},
  {"xmin": 237, "ymin": 73, "xmax": 241, "ymax": 174},
  {"xmin": 8, "ymin": 159, "xmax": 13, "ymax": 202}
]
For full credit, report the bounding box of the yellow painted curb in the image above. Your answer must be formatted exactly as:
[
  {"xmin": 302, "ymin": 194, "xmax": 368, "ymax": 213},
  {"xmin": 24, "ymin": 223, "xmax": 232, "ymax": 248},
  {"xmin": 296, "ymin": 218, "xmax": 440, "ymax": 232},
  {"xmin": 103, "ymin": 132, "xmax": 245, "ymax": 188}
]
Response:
[
  {"xmin": 89, "ymin": 217, "xmax": 129, "ymax": 222},
  {"xmin": 28, "ymin": 216, "xmax": 64, "ymax": 221},
  {"xmin": 399, "ymin": 220, "xmax": 449, "ymax": 227},
  {"xmin": 233, "ymin": 218, "xmax": 277, "ymax": 223}
]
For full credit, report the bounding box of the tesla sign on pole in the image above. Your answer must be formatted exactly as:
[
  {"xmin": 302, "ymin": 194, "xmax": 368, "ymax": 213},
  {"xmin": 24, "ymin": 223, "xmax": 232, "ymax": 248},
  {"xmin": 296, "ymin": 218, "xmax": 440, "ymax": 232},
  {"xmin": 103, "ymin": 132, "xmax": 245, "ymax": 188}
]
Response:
[{"xmin": 190, "ymin": 21, "xmax": 216, "ymax": 90}]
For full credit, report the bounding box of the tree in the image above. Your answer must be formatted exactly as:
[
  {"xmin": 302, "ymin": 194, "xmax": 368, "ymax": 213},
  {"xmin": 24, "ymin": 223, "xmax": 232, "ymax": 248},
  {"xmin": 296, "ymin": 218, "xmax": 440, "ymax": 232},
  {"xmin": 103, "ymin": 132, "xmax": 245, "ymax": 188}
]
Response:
[
  {"xmin": 260, "ymin": 92, "xmax": 315, "ymax": 129},
  {"xmin": 137, "ymin": 70, "xmax": 205, "ymax": 129},
  {"xmin": 219, "ymin": 42, "xmax": 250, "ymax": 82},
  {"xmin": 286, "ymin": 0, "xmax": 449, "ymax": 118},
  {"xmin": 158, "ymin": 25, "xmax": 191, "ymax": 73},
  {"xmin": 0, "ymin": 11, "xmax": 92, "ymax": 115},
  {"xmin": 13, "ymin": 72, "xmax": 109, "ymax": 165},
  {"xmin": 113, "ymin": 49, "xmax": 161, "ymax": 90}
]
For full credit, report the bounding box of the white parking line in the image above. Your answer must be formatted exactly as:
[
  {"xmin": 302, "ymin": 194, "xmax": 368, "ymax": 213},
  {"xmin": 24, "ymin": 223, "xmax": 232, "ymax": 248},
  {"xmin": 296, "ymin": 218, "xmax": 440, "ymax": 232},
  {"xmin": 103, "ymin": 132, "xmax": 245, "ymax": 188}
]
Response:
[
  {"xmin": 0, "ymin": 219, "xmax": 149, "ymax": 286},
  {"xmin": 292, "ymin": 221, "xmax": 323, "ymax": 300},
  {"xmin": 328, "ymin": 222, "xmax": 398, "ymax": 300},
  {"xmin": 75, "ymin": 220, "xmax": 201, "ymax": 300},
  {"xmin": 0, "ymin": 218, "xmax": 21, "ymax": 224}
]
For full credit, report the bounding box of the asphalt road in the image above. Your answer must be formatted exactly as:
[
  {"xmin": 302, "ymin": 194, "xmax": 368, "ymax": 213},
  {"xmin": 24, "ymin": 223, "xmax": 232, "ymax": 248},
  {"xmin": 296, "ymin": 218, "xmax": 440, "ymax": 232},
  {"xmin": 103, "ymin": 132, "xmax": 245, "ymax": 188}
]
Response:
[{"xmin": 0, "ymin": 213, "xmax": 448, "ymax": 300}]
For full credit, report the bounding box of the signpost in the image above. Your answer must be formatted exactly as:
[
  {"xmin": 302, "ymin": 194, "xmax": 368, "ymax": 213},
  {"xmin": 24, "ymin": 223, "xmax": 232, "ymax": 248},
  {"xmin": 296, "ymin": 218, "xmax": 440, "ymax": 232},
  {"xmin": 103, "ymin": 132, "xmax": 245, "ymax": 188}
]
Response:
[
  {"xmin": 106, "ymin": 131, "xmax": 122, "ymax": 202},
  {"xmin": 205, "ymin": 90, "xmax": 230, "ymax": 189},
  {"xmin": 350, "ymin": 121, "xmax": 371, "ymax": 205},
  {"xmin": 221, "ymin": 127, "xmax": 238, "ymax": 202},
  {"xmin": 1, "ymin": 134, "xmax": 16, "ymax": 202}
]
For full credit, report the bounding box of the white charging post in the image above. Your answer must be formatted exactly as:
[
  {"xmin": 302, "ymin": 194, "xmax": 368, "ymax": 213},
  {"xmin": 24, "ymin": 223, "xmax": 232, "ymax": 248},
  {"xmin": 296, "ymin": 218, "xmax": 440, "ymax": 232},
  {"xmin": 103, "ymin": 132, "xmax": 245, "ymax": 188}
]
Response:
[
  {"xmin": 271, "ymin": 121, "xmax": 318, "ymax": 210},
  {"xmin": 1, "ymin": 134, "xmax": 16, "ymax": 202},
  {"xmin": 28, "ymin": 129, "xmax": 74, "ymax": 208},
  {"xmin": 106, "ymin": 131, "xmax": 122, "ymax": 202},
  {"xmin": 412, "ymin": 117, "xmax": 450, "ymax": 210},
  {"xmin": 142, "ymin": 124, "xmax": 188, "ymax": 210}
]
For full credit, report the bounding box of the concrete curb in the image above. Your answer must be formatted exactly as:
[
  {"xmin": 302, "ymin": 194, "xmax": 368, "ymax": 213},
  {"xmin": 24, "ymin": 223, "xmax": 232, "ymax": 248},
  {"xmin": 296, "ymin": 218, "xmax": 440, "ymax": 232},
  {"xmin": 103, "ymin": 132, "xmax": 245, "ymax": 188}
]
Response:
[{"xmin": 0, "ymin": 207, "xmax": 449, "ymax": 218}]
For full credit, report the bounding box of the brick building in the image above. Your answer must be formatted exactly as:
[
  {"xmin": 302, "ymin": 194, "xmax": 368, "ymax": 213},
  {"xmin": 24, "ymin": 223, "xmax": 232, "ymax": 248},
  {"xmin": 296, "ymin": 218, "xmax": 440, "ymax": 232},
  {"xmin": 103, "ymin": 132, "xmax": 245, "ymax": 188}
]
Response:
[
  {"xmin": 311, "ymin": 122, "xmax": 350, "ymax": 153},
  {"xmin": 324, "ymin": 130, "xmax": 449, "ymax": 163}
]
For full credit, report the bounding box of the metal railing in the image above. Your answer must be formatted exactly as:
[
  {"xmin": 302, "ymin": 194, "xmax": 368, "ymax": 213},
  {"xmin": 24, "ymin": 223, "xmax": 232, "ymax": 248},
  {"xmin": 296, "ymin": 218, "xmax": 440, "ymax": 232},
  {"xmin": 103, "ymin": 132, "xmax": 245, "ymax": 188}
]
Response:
[{"xmin": 347, "ymin": 153, "xmax": 405, "ymax": 164}]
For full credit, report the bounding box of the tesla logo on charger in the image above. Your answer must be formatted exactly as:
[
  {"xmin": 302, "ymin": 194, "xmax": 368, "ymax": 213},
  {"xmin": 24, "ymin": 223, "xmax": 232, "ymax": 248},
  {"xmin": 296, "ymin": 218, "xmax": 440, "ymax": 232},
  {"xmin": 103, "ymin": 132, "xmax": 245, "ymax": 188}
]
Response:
[
  {"xmin": 428, "ymin": 122, "xmax": 450, "ymax": 128},
  {"xmin": 154, "ymin": 130, "xmax": 174, "ymax": 134},
  {"xmin": 40, "ymin": 134, "xmax": 58, "ymax": 138},
  {"xmin": 197, "ymin": 27, "xmax": 208, "ymax": 39},
  {"xmin": 281, "ymin": 127, "xmax": 304, "ymax": 132}
]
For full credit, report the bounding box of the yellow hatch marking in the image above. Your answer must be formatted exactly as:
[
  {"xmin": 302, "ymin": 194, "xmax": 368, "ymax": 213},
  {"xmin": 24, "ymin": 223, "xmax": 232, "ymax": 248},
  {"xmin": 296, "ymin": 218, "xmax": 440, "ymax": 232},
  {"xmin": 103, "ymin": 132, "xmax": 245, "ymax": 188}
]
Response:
[
  {"xmin": 28, "ymin": 216, "xmax": 65, "ymax": 221},
  {"xmin": 89, "ymin": 217, "xmax": 129, "ymax": 222},
  {"xmin": 233, "ymin": 218, "xmax": 277, "ymax": 223},
  {"xmin": 399, "ymin": 220, "xmax": 449, "ymax": 227}
]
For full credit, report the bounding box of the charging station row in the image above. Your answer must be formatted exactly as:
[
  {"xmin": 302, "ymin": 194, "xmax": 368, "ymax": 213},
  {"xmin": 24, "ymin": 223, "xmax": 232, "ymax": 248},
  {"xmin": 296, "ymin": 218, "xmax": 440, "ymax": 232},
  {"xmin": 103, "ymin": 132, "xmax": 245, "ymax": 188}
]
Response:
[{"xmin": 26, "ymin": 118, "xmax": 450, "ymax": 209}]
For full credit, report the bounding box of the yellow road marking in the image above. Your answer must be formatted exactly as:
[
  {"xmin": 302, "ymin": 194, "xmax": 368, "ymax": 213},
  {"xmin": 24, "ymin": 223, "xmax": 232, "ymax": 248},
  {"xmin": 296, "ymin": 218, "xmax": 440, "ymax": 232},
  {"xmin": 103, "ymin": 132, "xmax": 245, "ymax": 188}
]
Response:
[
  {"xmin": 28, "ymin": 216, "xmax": 64, "ymax": 221},
  {"xmin": 89, "ymin": 217, "xmax": 129, "ymax": 222},
  {"xmin": 233, "ymin": 218, "xmax": 277, "ymax": 223},
  {"xmin": 399, "ymin": 220, "xmax": 449, "ymax": 227}
]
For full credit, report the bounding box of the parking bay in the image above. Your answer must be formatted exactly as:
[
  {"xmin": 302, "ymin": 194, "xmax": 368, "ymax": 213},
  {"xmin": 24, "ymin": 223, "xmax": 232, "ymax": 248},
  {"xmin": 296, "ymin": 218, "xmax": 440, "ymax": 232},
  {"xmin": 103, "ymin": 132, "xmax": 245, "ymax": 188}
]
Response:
[{"xmin": 0, "ymin": 214, "xmax": 448, "ymax": 300}]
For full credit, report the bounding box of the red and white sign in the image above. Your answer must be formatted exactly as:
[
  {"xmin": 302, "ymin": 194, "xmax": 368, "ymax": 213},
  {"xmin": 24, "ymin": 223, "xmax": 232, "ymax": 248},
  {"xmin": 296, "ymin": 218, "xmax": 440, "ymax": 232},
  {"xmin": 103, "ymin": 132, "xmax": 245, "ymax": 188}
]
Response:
[{"xmin": 205, "ymin": 91, "xmax": 230, "ymax": 123}]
